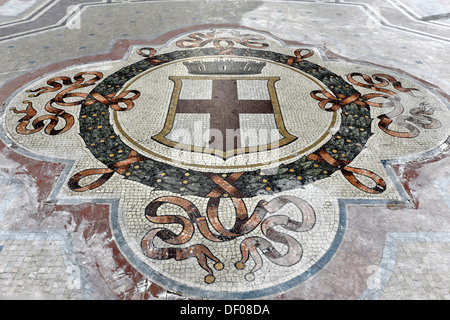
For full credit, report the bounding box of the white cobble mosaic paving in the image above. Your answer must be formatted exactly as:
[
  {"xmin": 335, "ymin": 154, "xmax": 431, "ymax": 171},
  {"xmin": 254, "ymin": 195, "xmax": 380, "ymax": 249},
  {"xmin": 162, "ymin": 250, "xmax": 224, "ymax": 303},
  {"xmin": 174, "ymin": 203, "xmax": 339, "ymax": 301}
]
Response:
[{"xmin": 0, "ymin": 1, "xmax": 449, "ymax": 300}]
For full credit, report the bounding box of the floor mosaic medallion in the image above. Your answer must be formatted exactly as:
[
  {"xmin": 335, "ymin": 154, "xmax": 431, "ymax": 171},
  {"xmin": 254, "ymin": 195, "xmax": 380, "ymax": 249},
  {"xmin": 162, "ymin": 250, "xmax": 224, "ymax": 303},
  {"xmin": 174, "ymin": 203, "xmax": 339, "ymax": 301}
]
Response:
[{"xmin": 1, "ymin": 28, "xmax": 449, "ymax": 299}]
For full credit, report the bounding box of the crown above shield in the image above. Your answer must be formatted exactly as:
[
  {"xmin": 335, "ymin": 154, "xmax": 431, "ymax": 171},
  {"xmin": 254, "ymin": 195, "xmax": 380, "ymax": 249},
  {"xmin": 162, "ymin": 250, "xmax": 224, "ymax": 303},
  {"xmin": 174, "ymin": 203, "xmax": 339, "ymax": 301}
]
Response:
[{"xmin": 183, "ymin": 60, "xmax": 266, "ymax": 75}]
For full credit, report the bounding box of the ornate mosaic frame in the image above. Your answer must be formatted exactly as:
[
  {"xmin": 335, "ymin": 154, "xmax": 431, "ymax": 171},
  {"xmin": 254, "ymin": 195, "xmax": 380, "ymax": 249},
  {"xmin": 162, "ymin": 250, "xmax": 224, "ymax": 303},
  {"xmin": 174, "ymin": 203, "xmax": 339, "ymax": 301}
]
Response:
[{"xmin": 1, "ymin": 28, "xmax": 449, "ymax": 299}]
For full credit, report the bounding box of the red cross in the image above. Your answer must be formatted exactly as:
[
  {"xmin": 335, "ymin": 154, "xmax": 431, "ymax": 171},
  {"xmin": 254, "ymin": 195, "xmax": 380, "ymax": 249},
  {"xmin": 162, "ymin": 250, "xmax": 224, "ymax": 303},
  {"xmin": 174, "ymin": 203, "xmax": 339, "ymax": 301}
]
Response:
[{"xmin": 176, "ymin": 79, "xmax": 273, "ymax": 152}]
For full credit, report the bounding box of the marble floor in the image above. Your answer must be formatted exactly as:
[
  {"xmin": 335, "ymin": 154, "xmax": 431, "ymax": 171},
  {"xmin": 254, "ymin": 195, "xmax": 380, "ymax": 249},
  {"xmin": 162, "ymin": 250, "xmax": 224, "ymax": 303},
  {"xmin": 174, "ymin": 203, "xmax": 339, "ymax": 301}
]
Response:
[{"xmin": 0, "ymin": 0, "xmax": 449, "ymax": 300}]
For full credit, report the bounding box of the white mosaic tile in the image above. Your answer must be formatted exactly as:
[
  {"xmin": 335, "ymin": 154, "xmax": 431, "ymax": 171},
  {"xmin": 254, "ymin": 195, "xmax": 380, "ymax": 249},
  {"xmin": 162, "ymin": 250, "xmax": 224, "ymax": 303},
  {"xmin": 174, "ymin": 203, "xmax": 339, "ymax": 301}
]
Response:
[{"xmin": 1, "ymin": 27, "xmax": 449, "ymax": 299}]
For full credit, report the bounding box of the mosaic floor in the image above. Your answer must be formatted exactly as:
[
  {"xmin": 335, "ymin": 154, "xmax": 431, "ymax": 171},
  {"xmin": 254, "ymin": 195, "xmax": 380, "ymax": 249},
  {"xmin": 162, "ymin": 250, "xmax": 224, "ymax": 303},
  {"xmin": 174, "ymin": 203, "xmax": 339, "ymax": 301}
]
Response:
[{"xmin": 0, "ymin": 0, "xmax": 449, "ymax": 300}]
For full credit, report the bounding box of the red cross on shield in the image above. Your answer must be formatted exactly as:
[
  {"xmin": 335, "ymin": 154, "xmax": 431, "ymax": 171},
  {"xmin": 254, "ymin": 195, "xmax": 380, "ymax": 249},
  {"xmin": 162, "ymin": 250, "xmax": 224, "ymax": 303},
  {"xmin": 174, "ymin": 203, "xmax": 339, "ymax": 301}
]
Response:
[{"xmin": 152, "ymin": 76, "xmax": 297, "ymax": 160}]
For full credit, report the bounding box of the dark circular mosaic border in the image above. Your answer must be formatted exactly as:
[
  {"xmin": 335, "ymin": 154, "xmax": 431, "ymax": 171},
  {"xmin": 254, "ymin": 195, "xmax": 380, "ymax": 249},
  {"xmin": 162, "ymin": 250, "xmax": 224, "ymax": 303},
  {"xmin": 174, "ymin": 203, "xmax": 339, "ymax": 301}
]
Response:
[{"xmin": 78, "ymin": 47, "xmax": 372, "ymax": 198}]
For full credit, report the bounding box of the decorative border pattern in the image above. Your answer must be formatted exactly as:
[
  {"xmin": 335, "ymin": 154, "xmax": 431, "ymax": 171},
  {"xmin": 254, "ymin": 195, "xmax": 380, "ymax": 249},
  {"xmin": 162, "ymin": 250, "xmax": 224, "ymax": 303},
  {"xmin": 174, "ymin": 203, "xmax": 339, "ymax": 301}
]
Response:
[{"xmin": 72, "ymin": 46, "xmax": 377, "ymax": 197}]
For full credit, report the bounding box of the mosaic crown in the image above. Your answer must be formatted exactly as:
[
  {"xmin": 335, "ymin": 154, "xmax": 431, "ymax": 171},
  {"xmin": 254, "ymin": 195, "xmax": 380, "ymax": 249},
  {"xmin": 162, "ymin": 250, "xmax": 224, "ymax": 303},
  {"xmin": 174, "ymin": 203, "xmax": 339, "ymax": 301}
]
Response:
[{"xmin": 183, "ymin": 60, "xmax": 266, "ymax": 75}]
